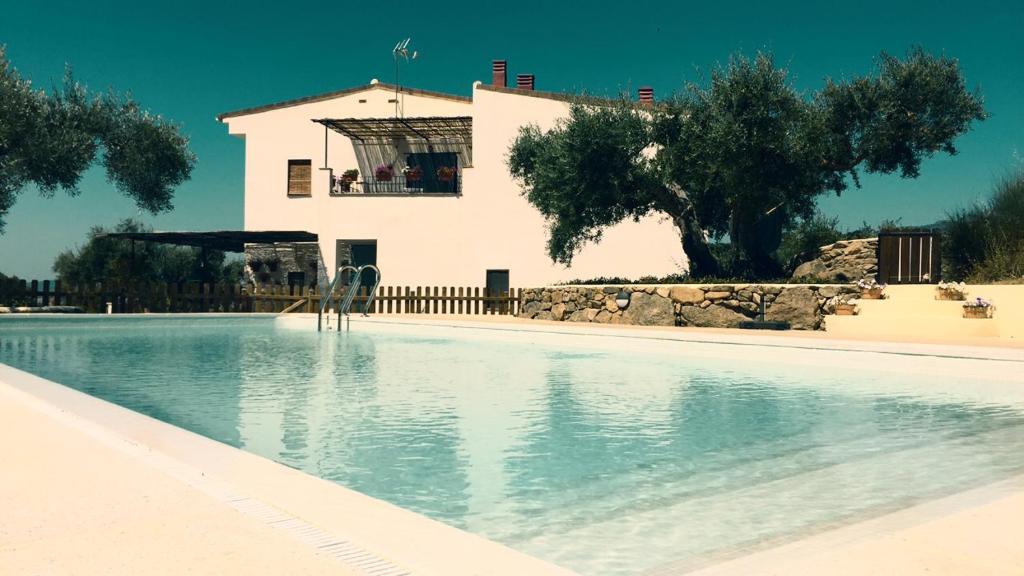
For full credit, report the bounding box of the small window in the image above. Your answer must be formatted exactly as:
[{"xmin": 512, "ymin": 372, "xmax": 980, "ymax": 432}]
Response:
[
  {"xmin": 287, "ymin": 159, "xmax": 312, "ymax": 196},
  {"xmin": 287, "ymin": 271, "xmax": 306, "ymax": 288}
]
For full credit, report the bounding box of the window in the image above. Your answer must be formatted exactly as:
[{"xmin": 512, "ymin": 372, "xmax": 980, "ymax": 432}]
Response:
[
  {"xmin": 287, "ymin": 272, "xmax": 306, "ymax": 289},
  {"xmin": 287, "ymin": 159, "xmax": 312, "ymax": 196}
]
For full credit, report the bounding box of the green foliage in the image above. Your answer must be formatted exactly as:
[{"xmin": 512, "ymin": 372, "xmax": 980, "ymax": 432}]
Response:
[
  {"xmin": 775, "ymin": 212, "xmax": 846, "ymax": 273},
  {"xmin": 0, "ymin": 46, "xmax": 195, "ymax": 232},
  {"xmin": 52, "ymin": 219, "xmax": 242, "ymax": 286},
  {"xmin": 945, "ymin": 171, "xmax": 1024, "ymax": 281},
  {"xmin": 509, "ymin": 47, "xmax": 985, "ymax": 280},
  {"xmin": 0, "ymin": 272, "xmax": 33, "ymax": 306},
  {"xmin": 508, "ymin": 100, "xmax": 659, "ymax": 265}
]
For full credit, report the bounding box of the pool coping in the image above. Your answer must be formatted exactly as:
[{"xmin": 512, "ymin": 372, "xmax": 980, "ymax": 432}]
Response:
[
  {"xmin": 0, "ymin": 363, "xmax": 578, "ymax": 576},
  {"xmin": 4, "ymin": 314, "xmax": 1024, "ymax": 575}
]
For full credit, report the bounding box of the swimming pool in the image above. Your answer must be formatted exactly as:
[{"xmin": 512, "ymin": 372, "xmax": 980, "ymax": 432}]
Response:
[{"xmin": 2, "ymin": 316, "xmax": 1023, "ymax": 575}]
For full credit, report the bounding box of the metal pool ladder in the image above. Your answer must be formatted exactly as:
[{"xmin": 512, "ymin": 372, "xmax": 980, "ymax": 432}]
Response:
[{"xmin": 317, "ymin": 265, "xmax": 382, "ymax": 332}]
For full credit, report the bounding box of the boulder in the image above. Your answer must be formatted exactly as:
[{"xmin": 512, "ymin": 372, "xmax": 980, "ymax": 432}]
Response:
[
  {"xmin": 550, "ymin": 303, "xmax": 567, "ymax": 321},
  {"xmin": 679, "ymin": 305, "xmax": 748, "ymax": 328},
  {"xmin": 792, "ymin": 237, "xmax": 878, "ymax": 283},
  {"xmin": 670, "ymin": 286, "xmax": 704, "ymax": 305},
  {"xmin": 704, "ymin": 291, "xmax": 732, "ymax": 300},
  {"xmin": 765, "ymin": 287, "xmax": 821, "ymax": 330},
  {"xmin": 620, "ymin": 292, "xmax": 676, "ymax": 326}
]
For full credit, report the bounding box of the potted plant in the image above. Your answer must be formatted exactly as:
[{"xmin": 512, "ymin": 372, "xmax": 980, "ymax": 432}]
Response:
[
  {"xmin": 403, "ymin": 165, "xmax": 423, "ymax": 182},
  {"xmin": 962, "ymin": 297, "xmax": 995, "ymax": 319},
  {"xmin": 436, "ymin": 165, "xmax": 457, "ymax": 182},
  {"xmin": 335, "ymin": 169, "xmax": 359, "ymax": 193},
  {"xmin": 856, "ymin": 278, "xmax": 887, "ymax": 299},
  {"xmin": 375, "ymin": 164, "xmax": 395, "ymax": 182},
  {"xmin": 835, "ymin": 301, "xmax": 859, "ymax": 315},
  {"xmin": 936, "ymin": 280, "xmax": 967, "ymax": 301}
]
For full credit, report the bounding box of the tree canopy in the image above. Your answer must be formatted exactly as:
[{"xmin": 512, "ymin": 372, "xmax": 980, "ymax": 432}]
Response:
[
  {"xmin": 53, "ymin": 219, "xmax": 243, "ymax": 286},
  {"xmin": 508, "ymin": 48, "xmax": 986, "ymax": 278},
  {"xmin": 0, "ymin": 46, "xmax": 195, "ymax": 233}
]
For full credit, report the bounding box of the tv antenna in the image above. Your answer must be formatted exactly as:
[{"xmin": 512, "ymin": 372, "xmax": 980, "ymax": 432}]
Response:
[{"xmin": 393, "ymin": 38, "xmax": 417, "ymax": 118}]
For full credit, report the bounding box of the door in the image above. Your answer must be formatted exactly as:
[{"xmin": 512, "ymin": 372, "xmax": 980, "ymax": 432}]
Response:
[
  {"xmin": 877, "ymin": 232, "xmax": 941, "ymax": 284},
  {"xmin": 486, "ymin": 269, "xmax": 510, "ymax": 313},
  {"xmin": 351, "ymin": 243, "xmax": 378, "ymax": 288},
  {"xmin": 406, "ymin": 152, "xmax": 459, "ymax": 194}
]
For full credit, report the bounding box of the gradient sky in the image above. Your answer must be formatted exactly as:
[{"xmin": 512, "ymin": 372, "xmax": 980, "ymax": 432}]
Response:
[{"xmin": 1, "ymin": 0, "xmax": 1022, "ymax": 279}]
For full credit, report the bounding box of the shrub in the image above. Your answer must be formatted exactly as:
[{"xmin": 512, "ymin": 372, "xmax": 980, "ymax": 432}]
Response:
[{"xmin": 944, "ymin": 171, "xmax": 1024, "ymax": 282}]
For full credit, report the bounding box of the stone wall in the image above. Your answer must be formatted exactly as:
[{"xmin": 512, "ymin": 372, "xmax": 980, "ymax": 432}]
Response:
[
  {"xmin": 244, "ymin": 243, "xmax": 323, "ymax": 287},
  {"xmin": 519, "ymin": 284, "xmax": 859, "ymax": 330},
  {"xmin": 792, "ymin": 237, "xmax": 878, "ymax": 283}
]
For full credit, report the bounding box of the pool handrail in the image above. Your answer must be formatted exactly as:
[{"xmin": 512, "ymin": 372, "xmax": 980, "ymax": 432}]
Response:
[
  {"xmin": 338, "ymin": 265, "xmax": 381, "ymax": 325},
  {"xmin": 318, "ymin": 265, "xmax": 358, "ymax": 331}
]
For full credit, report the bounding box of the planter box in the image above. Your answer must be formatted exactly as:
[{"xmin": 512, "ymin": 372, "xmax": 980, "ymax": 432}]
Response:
[
  {"xmin": 835, "ymin": 303, "xmax": 859, "ymax": 316},
  {"xmin": 860, "ymin": 288, "xmax": 886, "ymax": 300},
  {"xmin": 935, "ymin": 290, "xmax": 967, "ymax": 301},
  {"xmin": 962, "ymin": 306, "xmax": 993, "ymax": 319}
]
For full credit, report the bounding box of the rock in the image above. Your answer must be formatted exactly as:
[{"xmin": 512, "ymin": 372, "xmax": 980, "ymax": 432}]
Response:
[
  {"xmin": 699, "ymin": 300, "xmax": 712, "ymax": 309},
  {"xmin": 765, "ymin": 287, "xmax": 821, "ymax": 330},
  {"xmin": 818, "ymin": 286, "xmax": 839, "ymax": 298},
  {"xmin": 655, "ymin": 287, "xmax": 670, "ymax": 298},
  {"xmin": 522, "ymin": 300, "xmax": 543, "ymax": 317},
  {"xmin": 535, "ymin": 311, "xmax": 553, "ymax": 321},
  {"xmin": 567, "ymin": 310, "xmax": 589, "ymax": 322},
  {"xmin": 585, "ymin": 308, "xmax": 600, "ymax": 322},
  {"xmin": 603, "ymin": 286, "xmax": 619, "ymax": 294},
  {"xmin": 679, "ymin": 305, "xmax": 749, "ymax": 328},
  {"xmin": 670, "ymin": 286, "xmax": 704, "ymax": 305},
  {"xmin": 605, "ymin": 299, "xmax": 619, "ymax": 313},
  {"xmin": 551, "ymin": 290, "xmax": 564, "ymax": 304},
  {"xmin": 550, "ymin": 303, "xmax": 567, "ymax": 321},
  {"xmin": 620, "ymin": 292, "xmax": 676, "ymax": 326},
  {"xmin": 704, "ymin": 291, "xmax": 732, "ymax": 300},
  {"xmin": 594, "ymin": 309, "xmax": 612, "ymax": 323},
  {"xmin": 792, "ymin": 237, "xmax": 878, "ymax": 283}
]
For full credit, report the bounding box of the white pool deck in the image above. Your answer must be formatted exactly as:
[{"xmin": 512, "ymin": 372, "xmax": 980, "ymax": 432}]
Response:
[{"xmin": 2, "ymin": 314, "xmax": 1024, "ymax": 575}]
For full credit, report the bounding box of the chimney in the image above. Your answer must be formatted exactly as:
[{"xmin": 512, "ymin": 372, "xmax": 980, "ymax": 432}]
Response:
[
  {"xmin": 492, "ymin": 60, "xmax": 507, "ymax": 88},
  {"xmin": 638, "ymin": 86, "xmax": 655, "ymax": 105},
  {"xmin": 516, "ymin": 73, "xmax": 535, "ymax": 91}
]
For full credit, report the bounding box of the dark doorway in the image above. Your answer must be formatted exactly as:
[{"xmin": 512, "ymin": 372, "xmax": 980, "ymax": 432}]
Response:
[
  {"xmin": 335, "ymin": 240, "xmax": 378, "ymax": 289},
  {"xmin": 486, "ymin": 269, "xmax": 510, "ymax": 313},
  {"xmin": 406, "ymin": 152, "xmax": 459, "ymax": 193}
]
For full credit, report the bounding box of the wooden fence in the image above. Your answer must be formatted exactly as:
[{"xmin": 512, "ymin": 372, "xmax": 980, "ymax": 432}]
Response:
[{"xmin": 2, "ymin": 280, "xmax": 521, "ymax": 316}]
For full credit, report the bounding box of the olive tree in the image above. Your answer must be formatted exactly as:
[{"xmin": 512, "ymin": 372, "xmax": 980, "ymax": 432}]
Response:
[
  {"xmin": 0, "ymin": 46, "xmax": 195, "ymax": 233},
  {"xmin": 508, "ymin": 48, "xmax": 985, "ymax": 278}
]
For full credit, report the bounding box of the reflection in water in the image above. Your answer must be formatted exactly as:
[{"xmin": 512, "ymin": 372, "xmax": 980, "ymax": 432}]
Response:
[{"xmin": 2, "ymin": 316, "xmax": 1024, "ymax": 576}]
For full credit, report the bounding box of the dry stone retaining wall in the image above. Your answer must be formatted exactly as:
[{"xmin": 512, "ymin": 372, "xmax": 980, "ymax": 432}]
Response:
[
  {"xmin": 519, "ymin": 284, "xmax": 859, "ymax": 330},
  {"xmin": 792, "ymin": 237, "xmax": 878, "ymax": 283}
]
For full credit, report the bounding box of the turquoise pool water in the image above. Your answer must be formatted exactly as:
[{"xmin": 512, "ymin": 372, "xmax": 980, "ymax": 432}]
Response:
[{"xmin": 2, "ymin": 316, "xmax": 1024, "ymax": 575}]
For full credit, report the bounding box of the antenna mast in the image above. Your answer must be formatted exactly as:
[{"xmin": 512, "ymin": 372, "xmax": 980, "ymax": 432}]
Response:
[{"xmin": 392, "ymin": 38, "xmax": 417, "ymax": 118}]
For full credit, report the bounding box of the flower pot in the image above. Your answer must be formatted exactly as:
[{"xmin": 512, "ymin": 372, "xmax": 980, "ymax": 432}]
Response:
[
  {"xmin": 963, "ymin": 306, "xmax": 992, "ymax": 319},
  {"xmin": 861, "ymin": 287, "xmax": 885, "ymax": 300},
  {"xmin": 338, "ymin": 180, "xmax": 352, "ymax": 192},
  {"xmin": 835, "ymin": 303, "xmax": 859, "ymax": 316},
  {"xmin": 935, "ymin": 289, "xmax": 966, "ymax": 301}
]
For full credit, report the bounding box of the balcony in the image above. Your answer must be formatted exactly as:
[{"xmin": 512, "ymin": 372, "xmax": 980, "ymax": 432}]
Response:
[{"xmin": 330, "ymin": 174, "xmax": 461, "ymax": 196}]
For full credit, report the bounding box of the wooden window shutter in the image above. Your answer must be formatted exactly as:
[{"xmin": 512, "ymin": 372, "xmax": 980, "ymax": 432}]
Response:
[{"xmin": 288, "ymin": 160, "xmax": 312, "ymax": 196}]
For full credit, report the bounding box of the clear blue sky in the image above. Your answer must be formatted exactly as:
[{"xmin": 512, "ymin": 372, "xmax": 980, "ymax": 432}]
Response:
[{"xmin": 2, "ymin": 0, "xmax": 1022, "ymax": 279}]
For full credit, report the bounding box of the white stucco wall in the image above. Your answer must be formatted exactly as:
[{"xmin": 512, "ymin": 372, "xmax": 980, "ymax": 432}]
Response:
[{"xmin": 222, "ymin": 83, "xmax": 684, "ymax": 287}]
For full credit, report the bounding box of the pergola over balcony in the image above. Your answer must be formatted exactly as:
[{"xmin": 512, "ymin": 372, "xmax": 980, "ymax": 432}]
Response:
[{"xmin": 313, "ymin": 116, "xmax": 473, "ymax": 195}]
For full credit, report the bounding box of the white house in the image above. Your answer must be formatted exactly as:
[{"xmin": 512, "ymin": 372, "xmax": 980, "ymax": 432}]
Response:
[{"xmin": 217, "ymin": 61, "xmax": 684, "ymax": 292}]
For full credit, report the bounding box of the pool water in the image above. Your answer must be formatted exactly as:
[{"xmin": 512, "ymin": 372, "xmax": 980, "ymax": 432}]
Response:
[{"xmin": 2, "ymin": 316, "xmax": 1023, "ymax": 575}]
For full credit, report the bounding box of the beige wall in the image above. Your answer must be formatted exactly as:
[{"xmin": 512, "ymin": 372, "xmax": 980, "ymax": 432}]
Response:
[{"xmin": 222, "ymin": 83, "xmax": 684, "ymax": 287}]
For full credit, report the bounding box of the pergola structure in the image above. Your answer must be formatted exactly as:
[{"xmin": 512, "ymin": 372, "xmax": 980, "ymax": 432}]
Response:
[
  {"xmin": 100, "ymin": 230, "xmax": 318, "ymax": 253},
  {"xmin": 313, "ymin": 116, "xmax": 474, "ymax": 171}
]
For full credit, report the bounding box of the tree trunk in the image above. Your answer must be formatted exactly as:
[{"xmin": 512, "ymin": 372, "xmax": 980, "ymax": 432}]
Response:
[{"xmin": 666, "ymin": 184, "xmax": 719, "ymax": 277}]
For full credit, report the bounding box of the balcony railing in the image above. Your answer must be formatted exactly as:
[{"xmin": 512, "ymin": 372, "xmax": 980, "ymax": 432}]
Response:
[{"xmin": 331, "ymin": 175, "xmax": 461, "ymax": 196}]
